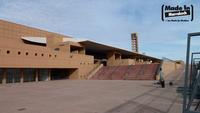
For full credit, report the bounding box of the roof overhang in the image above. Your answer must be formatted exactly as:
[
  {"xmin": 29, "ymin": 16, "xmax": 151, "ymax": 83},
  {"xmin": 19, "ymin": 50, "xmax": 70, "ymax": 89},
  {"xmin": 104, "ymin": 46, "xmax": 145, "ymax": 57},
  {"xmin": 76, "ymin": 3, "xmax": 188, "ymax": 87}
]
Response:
[{"xmin": 79, "ymin": 40, "xmax": 161, "ymax": 61}]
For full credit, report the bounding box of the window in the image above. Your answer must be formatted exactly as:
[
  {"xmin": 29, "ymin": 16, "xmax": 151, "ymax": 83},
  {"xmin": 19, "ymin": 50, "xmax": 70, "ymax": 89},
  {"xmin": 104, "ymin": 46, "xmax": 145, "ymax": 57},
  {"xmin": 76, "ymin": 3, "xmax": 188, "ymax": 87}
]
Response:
[
  {"xmin": 115, "ymin": 53, "xmax": 121, "ymax": 60},
  {"xmin": 22, "ymin": 39, "xmax": 46, "ymax": 47},
  {"xmin": 18, "ymin": 51, "xmax": 21, "ymax": 55},
  {"xmin": 35, "ymin": 53, "xmax": 37, "ymax": 56},
  {"xmin": 41, "ymin": 54, "xmax": 44, "ymax": 57},
  {"xmin": 49, "ymin": 54, "xmax": 51, "ymax": 58},
  {"xmin": 6, "ymin": 69, "xmax": 20, "ymax": 83},
  {"xmin": 54, "ymin": 48, "xmax": 60, "ymax": 51},
  {"xmin": 38, "ymin": 69, "xmax": 49, "ymax": 81},
  {"xmin": 54, "ymin": 55, "xmax": 57, "ymax": 58},
  {"xmin": 26, "ymin": 52, "xmax": 28, "ymax": 56},
  {"xmin": 7, "ymin": 50, "xmax": 10, "ymax": 54},
  {"xmin": 23, "ymin": 69, "xmax": 36, "ymax": 82},
  {"xmin": 0, "ymin": 69, "xmax": 3, "ymax": 84}
]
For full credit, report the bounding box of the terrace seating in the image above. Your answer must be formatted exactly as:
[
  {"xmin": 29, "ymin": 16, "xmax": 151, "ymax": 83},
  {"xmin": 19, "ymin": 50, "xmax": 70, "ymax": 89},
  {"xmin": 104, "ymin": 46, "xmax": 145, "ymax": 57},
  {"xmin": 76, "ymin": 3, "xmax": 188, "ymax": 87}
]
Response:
[
  {"xmin": 90, "ymin": 63, "xmax": 160, "ymax": 80},
  {"xmin": 111, "ymin": 66, "xmax": 129, "ymax": 80}
]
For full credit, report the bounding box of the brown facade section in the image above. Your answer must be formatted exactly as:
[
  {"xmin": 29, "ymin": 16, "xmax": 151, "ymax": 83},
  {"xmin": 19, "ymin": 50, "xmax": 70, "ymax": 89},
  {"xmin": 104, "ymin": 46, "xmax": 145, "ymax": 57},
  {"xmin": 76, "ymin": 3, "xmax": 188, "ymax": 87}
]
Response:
[
  {"xmin": 0, "ymin": 19, "xmax": 161, "ymax": 84},
  {"xmin": 0, "ymin": 20, "xmax": 95, "ymax": 81}
]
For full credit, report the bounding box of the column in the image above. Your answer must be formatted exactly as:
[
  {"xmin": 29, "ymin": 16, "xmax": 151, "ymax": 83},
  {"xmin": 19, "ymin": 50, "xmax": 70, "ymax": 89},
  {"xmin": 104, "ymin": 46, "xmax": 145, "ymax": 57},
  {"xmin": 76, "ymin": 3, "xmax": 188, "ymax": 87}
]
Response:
[
  {"xmin": 2, "ymin": 69, "xmax": 6, "ymax": 84},
  {"xmin": 48, "ymin": 69, "xmax": 51, "ymax": 81},
  {"xmin": 20, "ymin": 69, "xmax": 23, "ymax": 83},
  {"xmin": 35, "ymin": 69, "xmax": 39, "ymax": 82}
]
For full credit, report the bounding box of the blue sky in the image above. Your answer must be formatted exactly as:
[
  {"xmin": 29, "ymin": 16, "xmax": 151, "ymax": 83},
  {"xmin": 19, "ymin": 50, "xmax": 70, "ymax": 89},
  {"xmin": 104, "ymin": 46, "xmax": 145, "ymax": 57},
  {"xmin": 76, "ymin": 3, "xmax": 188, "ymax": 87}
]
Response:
[{"xmin": 0, "ymin": 0, "xmax": 199, "ymax": 60}]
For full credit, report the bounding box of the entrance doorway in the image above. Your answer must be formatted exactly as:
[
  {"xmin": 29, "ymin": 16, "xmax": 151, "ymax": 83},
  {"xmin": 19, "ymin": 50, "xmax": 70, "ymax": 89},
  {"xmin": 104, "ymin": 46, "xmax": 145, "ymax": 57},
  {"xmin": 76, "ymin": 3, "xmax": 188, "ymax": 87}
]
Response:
[
  {"xmin": 38, "ymin": 69, "xmax": 49, "ymax": 81},
  {"xmin": 50, "ymin": 68, "xmax": 77, "ymax": 80}
]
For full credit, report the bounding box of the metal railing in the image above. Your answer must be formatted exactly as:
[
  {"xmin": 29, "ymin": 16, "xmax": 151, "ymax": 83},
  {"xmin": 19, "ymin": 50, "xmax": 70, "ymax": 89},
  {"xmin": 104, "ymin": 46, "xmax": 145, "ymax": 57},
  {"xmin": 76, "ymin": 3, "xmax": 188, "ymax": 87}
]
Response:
[{"xmin": 183, "ymin": 32, "xmax": 200, "ymax": 113}]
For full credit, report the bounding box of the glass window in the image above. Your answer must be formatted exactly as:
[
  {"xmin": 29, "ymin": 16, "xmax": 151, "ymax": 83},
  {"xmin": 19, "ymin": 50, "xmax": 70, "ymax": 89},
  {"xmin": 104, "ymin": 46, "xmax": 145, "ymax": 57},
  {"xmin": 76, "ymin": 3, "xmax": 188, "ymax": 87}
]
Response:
[
  {"xmin": 39, "ymin": 69, "xmax": 49, "ymax": 81},
  {"xmin": 6, "ymin": 69, "xmax": 20, "ymax": 83},
  {"xmin": 23, "ymin": 69, "xmax": 36, "ymax": 82},
  {"xmin": 0, "ymin": 69, "xmax": 3, "ymax": 84}
]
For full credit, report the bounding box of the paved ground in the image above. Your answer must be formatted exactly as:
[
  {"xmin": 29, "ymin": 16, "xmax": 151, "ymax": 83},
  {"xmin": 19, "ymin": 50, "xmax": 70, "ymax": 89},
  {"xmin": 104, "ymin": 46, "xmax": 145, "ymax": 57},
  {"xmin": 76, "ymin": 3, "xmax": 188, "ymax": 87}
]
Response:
[{"xmin": 0, "ymin": 70, "xmax": 184, "ymax": 113}]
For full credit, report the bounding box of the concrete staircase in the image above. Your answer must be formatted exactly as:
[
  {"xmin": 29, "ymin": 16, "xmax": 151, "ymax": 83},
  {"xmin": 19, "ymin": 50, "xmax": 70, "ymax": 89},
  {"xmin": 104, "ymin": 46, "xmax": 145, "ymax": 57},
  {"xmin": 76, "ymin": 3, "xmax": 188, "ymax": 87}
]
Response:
[
  {"xmin": 87, "ymin": 64, "xmax": 104, "ymax": 80},
  {"xmin": 90, "ymin": 63, "xmax": 160, "ymax": 80}
]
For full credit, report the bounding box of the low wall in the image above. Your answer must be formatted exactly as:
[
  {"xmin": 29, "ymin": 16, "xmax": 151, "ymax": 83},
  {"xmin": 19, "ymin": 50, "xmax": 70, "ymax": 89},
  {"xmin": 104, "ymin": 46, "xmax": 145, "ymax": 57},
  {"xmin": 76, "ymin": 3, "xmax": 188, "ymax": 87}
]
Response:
[{"xmin": 161, "ymin": 61, "xmax": 184, "ymax": 78}]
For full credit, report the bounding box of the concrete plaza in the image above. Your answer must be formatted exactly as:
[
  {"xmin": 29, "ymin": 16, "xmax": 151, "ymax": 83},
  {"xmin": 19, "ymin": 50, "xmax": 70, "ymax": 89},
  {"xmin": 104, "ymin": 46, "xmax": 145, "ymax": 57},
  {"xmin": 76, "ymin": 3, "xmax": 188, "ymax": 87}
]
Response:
[{"xmin": 0, "ymin": 79, "xmax": 183, "ymax": 113}]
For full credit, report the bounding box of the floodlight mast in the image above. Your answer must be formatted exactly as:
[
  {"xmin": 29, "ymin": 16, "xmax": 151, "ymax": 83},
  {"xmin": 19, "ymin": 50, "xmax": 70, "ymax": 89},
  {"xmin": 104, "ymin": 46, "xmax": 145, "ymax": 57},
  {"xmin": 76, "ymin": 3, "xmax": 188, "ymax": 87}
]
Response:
[{"xmin": 183, "ymin": 32, "xmax": 200, "ymax": 113}]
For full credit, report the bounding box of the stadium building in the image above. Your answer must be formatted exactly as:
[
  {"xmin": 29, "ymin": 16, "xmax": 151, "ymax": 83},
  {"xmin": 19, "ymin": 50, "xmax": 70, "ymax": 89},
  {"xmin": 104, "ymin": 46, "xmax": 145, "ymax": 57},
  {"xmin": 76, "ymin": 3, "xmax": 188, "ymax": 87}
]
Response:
[{"xmin": 0, "ymin": 19, "xmax": 162, "ymax": 84}]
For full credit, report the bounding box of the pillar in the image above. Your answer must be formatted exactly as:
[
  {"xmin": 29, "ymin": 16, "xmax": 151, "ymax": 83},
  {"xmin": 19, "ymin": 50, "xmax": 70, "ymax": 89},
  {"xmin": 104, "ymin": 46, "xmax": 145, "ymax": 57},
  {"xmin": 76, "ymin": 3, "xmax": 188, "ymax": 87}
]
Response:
[
  {"xmin": 2, "ymin": 69, "xmax": 6, "ymax": 84},
  {"xmin": 35, "ymin": 69, "xmax": 39, "ymax": 82},
  {"xmin": 20, "ymin": 69, "xmax": 23, "ymax": 83},
  {"xmin": 48, "ymin": 69, "xmax": 51, "ymax": 81}
]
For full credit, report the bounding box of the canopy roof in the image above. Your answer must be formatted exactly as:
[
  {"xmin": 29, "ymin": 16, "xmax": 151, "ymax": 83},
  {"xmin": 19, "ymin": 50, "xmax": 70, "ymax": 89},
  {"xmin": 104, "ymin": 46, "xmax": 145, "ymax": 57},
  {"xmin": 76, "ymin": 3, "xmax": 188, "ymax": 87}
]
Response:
[{"xmin": 79, "ymin": 40, "xmax": 161, "ymax": 61}]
